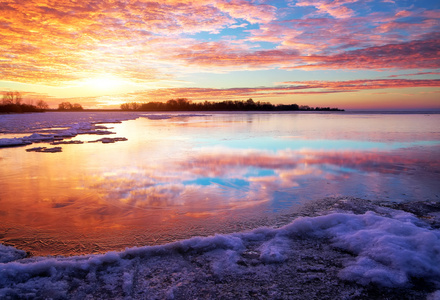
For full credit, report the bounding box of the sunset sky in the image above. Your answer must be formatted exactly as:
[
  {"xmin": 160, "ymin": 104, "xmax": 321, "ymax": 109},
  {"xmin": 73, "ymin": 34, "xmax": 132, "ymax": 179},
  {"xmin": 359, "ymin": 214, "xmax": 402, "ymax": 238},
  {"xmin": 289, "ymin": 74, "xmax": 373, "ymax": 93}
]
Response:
[{"xmin": 0, "ymin": 0, "xmax": 439, "ymax": 110}]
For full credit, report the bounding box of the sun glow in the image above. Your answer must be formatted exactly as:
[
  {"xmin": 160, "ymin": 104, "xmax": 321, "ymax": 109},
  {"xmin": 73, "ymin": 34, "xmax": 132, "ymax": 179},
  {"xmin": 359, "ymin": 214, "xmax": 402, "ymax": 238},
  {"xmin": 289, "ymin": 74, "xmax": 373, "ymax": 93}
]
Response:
[{"xmin": 84, "ymin": 76, "xmax": 125, "ymax": 92}]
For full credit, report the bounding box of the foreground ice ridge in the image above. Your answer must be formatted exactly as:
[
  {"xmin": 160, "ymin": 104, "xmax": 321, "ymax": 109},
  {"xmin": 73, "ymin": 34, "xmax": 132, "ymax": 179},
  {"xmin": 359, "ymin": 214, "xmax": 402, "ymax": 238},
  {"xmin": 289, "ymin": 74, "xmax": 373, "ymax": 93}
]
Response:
[{"xmin": 1, "ymin": 199, "xmax": 439, "ymax": 299}]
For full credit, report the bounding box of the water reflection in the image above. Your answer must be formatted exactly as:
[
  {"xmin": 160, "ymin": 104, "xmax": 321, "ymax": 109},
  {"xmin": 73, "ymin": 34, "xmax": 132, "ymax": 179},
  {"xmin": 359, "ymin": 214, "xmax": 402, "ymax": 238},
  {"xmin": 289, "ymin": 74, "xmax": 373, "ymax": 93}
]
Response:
[{"xmin": 0, "ymin": 113, "xmax": 439, "ymax": 256}]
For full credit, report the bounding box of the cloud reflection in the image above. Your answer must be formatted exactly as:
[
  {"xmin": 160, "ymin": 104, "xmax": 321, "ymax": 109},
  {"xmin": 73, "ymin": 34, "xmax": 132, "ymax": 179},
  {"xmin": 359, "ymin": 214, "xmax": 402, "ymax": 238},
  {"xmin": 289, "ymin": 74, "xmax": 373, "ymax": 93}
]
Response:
[{"xmin": 85, "ymin": 146, "xmax": 440, "ymax": 216}]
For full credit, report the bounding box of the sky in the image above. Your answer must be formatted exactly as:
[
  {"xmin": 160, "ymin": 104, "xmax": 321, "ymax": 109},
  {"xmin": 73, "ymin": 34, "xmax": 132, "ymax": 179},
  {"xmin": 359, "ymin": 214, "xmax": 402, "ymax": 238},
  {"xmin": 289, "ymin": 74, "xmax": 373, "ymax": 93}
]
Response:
[{"xmin": 0, "ymin": 0, "xmax": 439, "ymax": 110}]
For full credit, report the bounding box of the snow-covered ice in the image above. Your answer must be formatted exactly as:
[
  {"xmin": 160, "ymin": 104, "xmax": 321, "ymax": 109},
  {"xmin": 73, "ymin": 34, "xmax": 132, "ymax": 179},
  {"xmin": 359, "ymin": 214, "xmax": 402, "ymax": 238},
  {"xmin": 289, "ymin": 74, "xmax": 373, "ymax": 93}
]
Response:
[
  {"xmin": 0, "ymin": 112, "xmax": 141, "ymax": 149},
  {"xmin": 0, "ymin": 137, "xmax": 32, "ymax": 147},
  {"xmin": 1, "ymin": 198, "xmax": 439, "ymax": 299}
]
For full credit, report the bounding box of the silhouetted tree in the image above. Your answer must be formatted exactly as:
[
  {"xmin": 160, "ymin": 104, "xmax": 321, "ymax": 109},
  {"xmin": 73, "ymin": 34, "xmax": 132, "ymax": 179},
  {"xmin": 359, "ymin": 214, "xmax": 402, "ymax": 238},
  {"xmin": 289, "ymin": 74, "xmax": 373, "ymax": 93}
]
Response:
[
  {"xmin": 2, "ymin": 91, "xmax": 22, "ymax": 105},
  {"xmin": 72, "ymin": 103, "xmax": 83, "ymax": 111},
  {"xmin": 36, "ymin": 100, "xmax": 49, "ymax": 110},
  {"xmin": 58, "ymin": 102, "xmax": 83, "ymax": 111},
  {"xmin": 58, "ymin": 102, "xmax": 73, "ymax": 110}
]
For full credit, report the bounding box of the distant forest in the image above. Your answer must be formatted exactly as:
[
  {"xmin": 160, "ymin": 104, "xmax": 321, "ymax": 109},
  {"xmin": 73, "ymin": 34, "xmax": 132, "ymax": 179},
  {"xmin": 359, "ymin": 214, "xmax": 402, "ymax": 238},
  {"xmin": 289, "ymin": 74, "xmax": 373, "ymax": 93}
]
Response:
[
  {"xmin": 0, "ymin": 92, "xmax": 48, "ymax": 113},
  {"xmin": 121, "ymin": 98, "xmax": 344, "ymax": 112}
]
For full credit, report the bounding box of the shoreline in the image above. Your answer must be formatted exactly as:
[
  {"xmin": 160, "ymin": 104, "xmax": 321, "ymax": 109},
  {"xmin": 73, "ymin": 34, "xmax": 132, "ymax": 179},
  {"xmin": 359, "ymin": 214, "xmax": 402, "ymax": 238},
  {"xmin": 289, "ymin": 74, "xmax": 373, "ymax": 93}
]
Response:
[{"xmin": 1, "ymin": 197, "xmax": 439, "ymax": 299}]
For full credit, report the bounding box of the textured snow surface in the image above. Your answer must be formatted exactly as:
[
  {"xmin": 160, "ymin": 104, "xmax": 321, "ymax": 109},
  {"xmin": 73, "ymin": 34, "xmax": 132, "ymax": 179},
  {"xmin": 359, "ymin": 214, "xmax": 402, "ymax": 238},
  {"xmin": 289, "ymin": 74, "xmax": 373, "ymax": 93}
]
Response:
[{"xmin": 1, "ymin": 199, "xmax": 439, "ymax": 299}]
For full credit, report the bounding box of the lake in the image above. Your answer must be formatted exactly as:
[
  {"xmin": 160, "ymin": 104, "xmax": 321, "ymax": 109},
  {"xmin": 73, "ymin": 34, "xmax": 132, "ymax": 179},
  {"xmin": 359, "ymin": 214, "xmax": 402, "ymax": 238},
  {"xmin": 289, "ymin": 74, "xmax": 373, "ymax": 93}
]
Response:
[{"xmin": 1, "ymin": 111, "xmax": 439, "ymax": 256}]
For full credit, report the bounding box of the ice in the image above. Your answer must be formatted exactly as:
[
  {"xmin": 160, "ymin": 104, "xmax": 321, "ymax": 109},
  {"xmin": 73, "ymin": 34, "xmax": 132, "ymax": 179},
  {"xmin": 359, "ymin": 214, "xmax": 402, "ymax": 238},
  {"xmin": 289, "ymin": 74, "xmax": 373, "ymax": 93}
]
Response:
[
  {"xmin": 141, "ymin": 114, "xmax": 210, "ymax": 120},
  {"xmin": 0, "ymin": 112, "xmax": 140, "ymax": 148},
  {"xmin": 26, "ymin": 146, "xmax": 62, "ymax": 153},
  {"xmin": 0, "ymin": 137, "xmax": 31, "ymax": 147},
  {"xmin": 0, "ymin": 112, "xmax": 211, "ymax": 148},
  {"xmin": 88, "ymin": 137, "xmax": 128, "ymax": 144},
  {"xmin": 1, "ymin": 198, "xmax": 439, "ymax": 299},
  {"xmin": 0, "ymin": 244, "xmax": 26, "ymax": 263},
  {"xmin": 142, "ymin": 114, "xmax": 174, "ymax": 120}
]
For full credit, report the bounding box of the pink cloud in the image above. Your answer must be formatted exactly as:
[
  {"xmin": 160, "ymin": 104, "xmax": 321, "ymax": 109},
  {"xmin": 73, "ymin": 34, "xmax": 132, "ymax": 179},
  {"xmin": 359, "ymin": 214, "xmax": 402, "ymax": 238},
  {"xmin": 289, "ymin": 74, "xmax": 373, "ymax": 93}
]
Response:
[
  {"xmin": 279, "ymin": 79, "xmax": 440, "ymax": 90},
  {"xmin": 296, "ymin": 0, "xmax": 359, "ymax": 19},
  {"xmin": 387, "ymin": 72, "xmax": 440, "ymax": 78},
  {"xmin": 288, "ymin": 36, "xmax": 440, "ymax": 70}
]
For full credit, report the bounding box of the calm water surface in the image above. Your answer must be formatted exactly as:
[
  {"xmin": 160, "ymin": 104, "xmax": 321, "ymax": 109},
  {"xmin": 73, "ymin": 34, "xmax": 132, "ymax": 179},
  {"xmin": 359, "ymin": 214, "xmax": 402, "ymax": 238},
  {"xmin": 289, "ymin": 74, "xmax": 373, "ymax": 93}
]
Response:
[{"xmin": 1, "ymin": 112, "xmax": 439, "ymax": 256}]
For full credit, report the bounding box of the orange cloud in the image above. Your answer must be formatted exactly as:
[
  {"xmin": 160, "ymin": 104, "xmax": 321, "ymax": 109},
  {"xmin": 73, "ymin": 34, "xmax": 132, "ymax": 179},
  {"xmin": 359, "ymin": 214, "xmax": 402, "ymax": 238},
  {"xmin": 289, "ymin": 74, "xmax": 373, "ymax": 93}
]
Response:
[
  {"xmin": 112, "ymin": 78, "xmax": 440, "ymax": 102},
  {"xmin": 1, "ymin": 0, "xmax": 439, "ymax": 109}
]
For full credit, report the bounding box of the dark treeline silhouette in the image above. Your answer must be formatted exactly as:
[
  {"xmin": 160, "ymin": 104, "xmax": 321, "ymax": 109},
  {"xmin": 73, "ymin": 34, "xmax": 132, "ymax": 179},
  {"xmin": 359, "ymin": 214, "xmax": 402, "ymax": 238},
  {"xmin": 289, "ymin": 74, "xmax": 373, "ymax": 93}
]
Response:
[
  {"xmin": 0, "ymin": 91, "xmax": 49, "ymax": 113},
  {"xmin": 121, "ymin": 98, "xmax": 344, "ymax": 112},
  {"xmin": 57, "ymin": 102, "xmax": 84, "ymax": 111}
]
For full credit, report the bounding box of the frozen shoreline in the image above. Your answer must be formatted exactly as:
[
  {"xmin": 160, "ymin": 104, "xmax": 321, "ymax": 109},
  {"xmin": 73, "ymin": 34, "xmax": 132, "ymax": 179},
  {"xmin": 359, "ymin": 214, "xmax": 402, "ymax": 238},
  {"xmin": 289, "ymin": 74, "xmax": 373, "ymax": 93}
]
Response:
[{"xmin": 1, "ymin": 197, "xmax": 439, "ymax": 299}]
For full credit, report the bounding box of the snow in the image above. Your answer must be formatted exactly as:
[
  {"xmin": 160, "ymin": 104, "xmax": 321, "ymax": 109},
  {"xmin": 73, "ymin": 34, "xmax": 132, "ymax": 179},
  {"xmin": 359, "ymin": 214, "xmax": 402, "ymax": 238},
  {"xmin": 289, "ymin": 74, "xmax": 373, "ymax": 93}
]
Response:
[
  {"xmin": 0, "ymin": 245, "xmax": 26, "ymax": 263},
  {"xmin": 0, "ymin": 112, "xmax": 140, "ymax": 148},
  {"xmin": 0, "ymin": 112, "xmax": 211, "ymax": 148},
  {"xmin": 1, "ymin": 198, "xmax": 439, "ymax": 299}
]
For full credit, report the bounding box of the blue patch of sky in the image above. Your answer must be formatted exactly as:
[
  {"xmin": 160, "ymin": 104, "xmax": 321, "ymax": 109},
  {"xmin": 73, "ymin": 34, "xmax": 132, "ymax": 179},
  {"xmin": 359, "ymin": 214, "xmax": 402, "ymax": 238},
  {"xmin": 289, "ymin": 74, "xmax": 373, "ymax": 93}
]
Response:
[
  {"xmin": 181, "ymin": 69, "xmax": 375, "ymax": 89},
  {"xmin": 181, "ymin": 66, "xmax": 438, "ymax": 90},
  {"xmin": 187, "ymin": 21, "xmax": 257, "ymax": 41},
  {"xmin": 278, "ymin": 4, "xmax": 315, "ymax": 20}
]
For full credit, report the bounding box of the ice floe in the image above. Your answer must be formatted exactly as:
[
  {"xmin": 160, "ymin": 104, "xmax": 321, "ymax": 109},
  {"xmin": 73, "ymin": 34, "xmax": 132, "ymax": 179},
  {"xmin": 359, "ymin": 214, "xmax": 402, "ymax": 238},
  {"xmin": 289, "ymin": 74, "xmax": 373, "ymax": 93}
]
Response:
[
  {"xmin": 0, "ymin": 138, "xmax": 32, "ymax": 148},
  {"xmin": 25, "ymin": 146, "xmax": 63, "ymax": 153},
  {"xmin": 0, "ymin": 113, "xmax": 136, "ymax": 149},
  {"xmin": 88, "ymin": 137, "xmax": 128, "ymax": 144}
]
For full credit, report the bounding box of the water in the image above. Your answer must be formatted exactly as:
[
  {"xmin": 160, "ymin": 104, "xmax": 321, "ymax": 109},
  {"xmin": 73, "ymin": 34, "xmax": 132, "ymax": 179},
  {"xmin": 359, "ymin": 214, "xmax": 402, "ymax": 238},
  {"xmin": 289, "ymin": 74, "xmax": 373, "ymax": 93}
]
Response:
[{"xmin": 1, "ymin": 111, "xmax": 439, "ymax": 256}]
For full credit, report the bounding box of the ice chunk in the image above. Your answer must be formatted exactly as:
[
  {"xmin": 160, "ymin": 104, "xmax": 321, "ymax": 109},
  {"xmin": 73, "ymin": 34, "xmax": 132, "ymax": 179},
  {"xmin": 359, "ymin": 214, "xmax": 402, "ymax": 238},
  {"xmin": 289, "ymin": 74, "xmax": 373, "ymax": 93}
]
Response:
[
  {"xmin": 0, "ymin": 244, "xmax": 26, "ymax": 263},
  {"xmin": 0, "ymin": 138, "xmax": 32, "ymax": 148},
  {"xmin": 26, "ymin": 146, "xmax": 62, "ymax": 153},
  {"xmin": 142, "ymin": 114, "xmax": 174, "ymax": 120}
]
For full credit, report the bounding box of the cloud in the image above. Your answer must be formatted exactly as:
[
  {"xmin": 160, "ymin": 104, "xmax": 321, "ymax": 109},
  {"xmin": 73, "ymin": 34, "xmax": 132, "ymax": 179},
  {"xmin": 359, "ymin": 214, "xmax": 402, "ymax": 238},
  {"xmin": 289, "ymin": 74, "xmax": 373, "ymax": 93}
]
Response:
[
  {"xmin": 1, "ymin": 0, "xmax": 439, "ymax": 90},
  {"xmin": 279, "ymin": 79, "xmax": 440, "ymax": 91},
  {"xmin": 387, "ymin": 72, "xmax": 440, "ymax": 78},
  {"xmin": 288, "ymin": 36, "xmax": 440, "ymax": 70},
  {"xmin": 0, "ymin": 0, "xmax": 274, "ymax": 85},
  {"xmin": 173, "ymin": 42, "xmax": 302, "ymax": 69},
  {"xmin": 296, "ymin": 0, "xmax": 359, "ymax": 19},
  {"xmin": 115, "ymin": 78, "xmax": 440, "ymax": 103}
]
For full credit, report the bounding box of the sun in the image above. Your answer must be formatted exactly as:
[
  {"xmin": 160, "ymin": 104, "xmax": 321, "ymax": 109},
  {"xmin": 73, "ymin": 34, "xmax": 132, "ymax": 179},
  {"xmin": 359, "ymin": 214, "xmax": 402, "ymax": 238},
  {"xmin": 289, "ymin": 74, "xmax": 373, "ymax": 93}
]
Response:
[
  {"xmin": 83, "ymin": 75, "xmax": 126, "ymax": 93},
  {"xmin": 86, "ymin": 76, "xmax": 122, "ymax": 90}
]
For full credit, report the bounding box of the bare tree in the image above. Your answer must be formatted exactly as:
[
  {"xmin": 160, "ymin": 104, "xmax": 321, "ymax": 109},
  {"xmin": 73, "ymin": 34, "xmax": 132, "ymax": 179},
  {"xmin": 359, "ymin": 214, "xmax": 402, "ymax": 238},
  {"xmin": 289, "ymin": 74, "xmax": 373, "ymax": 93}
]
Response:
[
  {"xmin": 36, "ymin": 100, "xmax": 49, "ymax": 110},
  {"xmin": 2, "ymin": 91, "xmax": 22, "ymax": 105}
]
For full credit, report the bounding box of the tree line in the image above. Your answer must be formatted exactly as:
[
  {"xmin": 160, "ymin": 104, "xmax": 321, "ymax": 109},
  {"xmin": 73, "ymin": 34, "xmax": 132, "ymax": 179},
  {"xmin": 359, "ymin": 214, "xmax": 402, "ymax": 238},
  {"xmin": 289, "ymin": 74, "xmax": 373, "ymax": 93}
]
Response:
[
  {"xmin": 120, "ymin": 98, "xmax": 344, "ymax": 112},
  {"xmin": 57, "ymin": 102, "xmax": 83, "ymax": 111},
  {"xmin": 1, "ymin": 92, "xmax": 84, "ymax": 113},
  {"xmin": 0, "ymin": 92, "xmax": 49, "ymax": 113}
]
